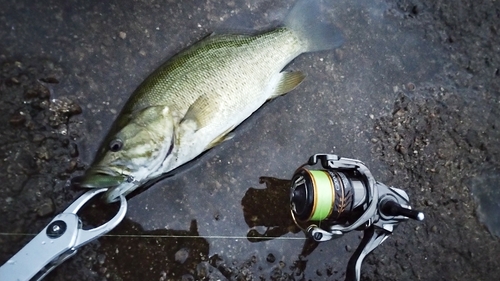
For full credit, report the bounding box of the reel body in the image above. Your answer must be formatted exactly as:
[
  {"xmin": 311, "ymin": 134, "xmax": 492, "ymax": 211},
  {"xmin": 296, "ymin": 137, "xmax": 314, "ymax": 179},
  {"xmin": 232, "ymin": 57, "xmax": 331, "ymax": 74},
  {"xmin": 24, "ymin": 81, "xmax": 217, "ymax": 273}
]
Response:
[{"xmin": 289, "ymin": 154, "xmax": 423, "ymax": 281}]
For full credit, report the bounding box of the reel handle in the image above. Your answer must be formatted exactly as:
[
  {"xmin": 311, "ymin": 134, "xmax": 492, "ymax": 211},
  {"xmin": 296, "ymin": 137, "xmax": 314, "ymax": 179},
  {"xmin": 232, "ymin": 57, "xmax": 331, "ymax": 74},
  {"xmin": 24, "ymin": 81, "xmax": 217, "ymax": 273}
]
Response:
[{"xmin": 380, "ymin": 200, "xmax": 424, "ymax": 221}]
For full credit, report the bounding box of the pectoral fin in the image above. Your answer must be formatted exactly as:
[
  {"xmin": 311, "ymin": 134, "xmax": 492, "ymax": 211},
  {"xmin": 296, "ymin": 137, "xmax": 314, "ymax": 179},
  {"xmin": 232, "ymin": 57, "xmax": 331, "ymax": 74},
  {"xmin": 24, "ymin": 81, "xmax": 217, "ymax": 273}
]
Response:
[
  {"xmin": 269, "ymin": 71, "xmax": 306, "ymax": 99},
  {"xmin": 181, "ymin": 94, "xmax": 218, "ymax": 131}
]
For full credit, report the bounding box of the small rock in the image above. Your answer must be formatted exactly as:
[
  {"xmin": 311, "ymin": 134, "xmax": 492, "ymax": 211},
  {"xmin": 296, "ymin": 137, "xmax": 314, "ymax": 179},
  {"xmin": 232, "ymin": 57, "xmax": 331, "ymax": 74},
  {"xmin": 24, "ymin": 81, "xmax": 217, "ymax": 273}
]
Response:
[
  {"xmin": 99, "ymin": 267, "xmax": 107, "ymax": 274},
  {"xmin": 396, "ymin": 144, "xmax": 407, "ymax": 155},
  {"xmin": 36, "ymin": 84, "xmax": 51, "ymax": 99},
  {"xmin": 181, "ymin": 274, "xmax": 194, "ymax": 281},
  {"xmin": 394, "ymin": 109, "xmax": 405, "ymax": 117},
  {"xmin": 196, "ymin": 262, "xmax": 209, "ymax": 278},
  {"xmin": 68, "ymin": 103, "xmax": 82, "ymax": 116},
  {"xmin": 345, "ymin": 245, "xmax": 352, "ymax": 252},
  {"xmin": 25, "ymin": 88, "xmax": 39, "ymax": 98},
  {"xmin": 316, "ymin": 269, "xmax": 323, "ymax": 276},
  {"xmin": 175, "ymin": 248, "xmax": 189, "ymax": 264},
  {"xmin": 36, "ymin": 146, "xmax": 50, "ymax": 160},
  {"xmin": 266, "ymin": 253, "xmax": 276, "ymax": 263},
  {"xmin": 66, "ymin": 160, "xmax": 78, "ymax": 172},
  {"xmin": 32, "ymin": 133, "xmax": 46, "ymax": 142},
  {"xmin": 37, "ymin": 198, "xmax": 55, "ymax": 217},
  {"xmin": 102, "ymin": 37, "xmax": 113, "ymax": 47},
  {"xmin": 119, "ymin": 31, "xmax": 127, "ymax": 39},
  {"xmin": 97, "ymin": 254, "xmax": 106, "ymax": 264},
  {"xmin": 197, "ymin": 262, "xmax": 225, "ymax": 280},
  {"xmin": 214, "ymin": 212, "xmax": 220, "ymax": 221},
  {"xmin": 160, "ymin": 271, "xmax": 167, "ymax": 279},
  {"xmin": 9, "ymin": 112, "xmax": 26, "ymax": 126},
  {"xmin": 57, "ymin": 124, "xmax": 68, "ymax": 135},
  {"xmin": 69, "ymin": 143, "xmax": 79, "ymax": 157},
  {"xmin": 39, "ymin": 77, "xmax": 59, "ymax": 84}
]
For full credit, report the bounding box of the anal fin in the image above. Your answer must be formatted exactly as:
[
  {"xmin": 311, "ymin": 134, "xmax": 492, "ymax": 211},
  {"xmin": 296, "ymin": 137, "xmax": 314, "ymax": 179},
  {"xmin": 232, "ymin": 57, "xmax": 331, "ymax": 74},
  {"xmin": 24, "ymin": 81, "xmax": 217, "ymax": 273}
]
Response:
[
  {"xmin": 269, "ymin": 71, "xmax": 306, "ymax": 99},
  {"xmin": 206, "ymin": 126, "xmax": 235, "ymax": 150}
]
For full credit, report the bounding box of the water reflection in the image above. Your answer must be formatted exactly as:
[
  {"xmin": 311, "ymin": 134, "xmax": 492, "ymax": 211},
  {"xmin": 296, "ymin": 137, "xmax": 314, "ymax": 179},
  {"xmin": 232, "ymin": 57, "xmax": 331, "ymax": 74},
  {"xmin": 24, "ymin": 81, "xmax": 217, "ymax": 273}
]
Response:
[
  {"xmin": 241, "ymin": 176, "xmax": 319, "ymax": 256},
  {"xmin": 95, "ymin": 218, "xmax": 210, "ymax": 280}
]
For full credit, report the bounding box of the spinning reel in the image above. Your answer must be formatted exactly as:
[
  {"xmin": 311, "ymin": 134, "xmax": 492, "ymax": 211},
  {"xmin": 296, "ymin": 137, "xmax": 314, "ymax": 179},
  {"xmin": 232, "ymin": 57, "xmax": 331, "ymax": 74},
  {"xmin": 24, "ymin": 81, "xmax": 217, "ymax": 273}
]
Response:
[{"xmin": 290, "ymin": 154, "xmax": 424, "ymax": 281}]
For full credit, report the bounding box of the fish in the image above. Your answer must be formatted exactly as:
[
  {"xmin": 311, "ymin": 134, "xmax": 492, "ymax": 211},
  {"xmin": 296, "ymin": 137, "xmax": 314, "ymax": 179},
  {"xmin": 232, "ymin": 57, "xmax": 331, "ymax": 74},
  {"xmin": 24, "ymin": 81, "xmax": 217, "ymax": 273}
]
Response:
[{"xmin": 77, "ymin": 0, "xmax": 343, "ymax": 203}]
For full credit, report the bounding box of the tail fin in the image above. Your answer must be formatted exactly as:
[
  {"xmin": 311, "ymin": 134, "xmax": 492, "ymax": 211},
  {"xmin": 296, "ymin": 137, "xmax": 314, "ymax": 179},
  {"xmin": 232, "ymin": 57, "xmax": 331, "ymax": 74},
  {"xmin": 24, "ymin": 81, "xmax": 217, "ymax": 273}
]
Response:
[{"xmin": 285, "ymin": 0, "xmax": 344, "ymax": 52}]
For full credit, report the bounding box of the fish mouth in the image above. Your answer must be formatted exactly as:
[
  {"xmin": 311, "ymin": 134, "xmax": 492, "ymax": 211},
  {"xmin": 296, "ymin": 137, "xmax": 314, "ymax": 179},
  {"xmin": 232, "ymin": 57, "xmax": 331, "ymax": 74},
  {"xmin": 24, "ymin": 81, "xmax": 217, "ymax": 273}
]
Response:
[
  {"xmin": 73, "ymin": 169, "xmax": 128, "ymax": 189},
  {"xmin": 72, "ymin": 168, "xmax": 138, "ymax": 203}
]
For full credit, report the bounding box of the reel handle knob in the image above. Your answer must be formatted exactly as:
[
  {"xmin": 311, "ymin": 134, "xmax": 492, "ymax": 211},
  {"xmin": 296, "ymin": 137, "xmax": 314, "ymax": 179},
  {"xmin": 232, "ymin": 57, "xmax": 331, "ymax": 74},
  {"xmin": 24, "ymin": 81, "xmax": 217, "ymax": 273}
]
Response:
[{"xmin": 380, "ymin": 200, "xmax": 424, "ymax": 221}]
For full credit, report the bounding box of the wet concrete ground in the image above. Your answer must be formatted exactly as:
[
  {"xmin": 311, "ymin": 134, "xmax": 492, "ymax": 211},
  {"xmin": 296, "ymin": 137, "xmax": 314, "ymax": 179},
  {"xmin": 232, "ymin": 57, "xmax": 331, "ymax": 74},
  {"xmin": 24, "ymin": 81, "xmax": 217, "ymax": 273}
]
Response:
[{"xmin": 1, "ymin": 0, "xmax": 499, "ymax": 280}]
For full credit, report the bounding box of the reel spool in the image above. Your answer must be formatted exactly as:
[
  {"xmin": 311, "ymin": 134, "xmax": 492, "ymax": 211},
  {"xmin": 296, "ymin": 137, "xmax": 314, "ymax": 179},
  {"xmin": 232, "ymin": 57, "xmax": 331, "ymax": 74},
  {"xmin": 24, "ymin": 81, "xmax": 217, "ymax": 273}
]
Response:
[{"xmin": 290, "ymin": 168, "xmax": 366, "ymax": 223}]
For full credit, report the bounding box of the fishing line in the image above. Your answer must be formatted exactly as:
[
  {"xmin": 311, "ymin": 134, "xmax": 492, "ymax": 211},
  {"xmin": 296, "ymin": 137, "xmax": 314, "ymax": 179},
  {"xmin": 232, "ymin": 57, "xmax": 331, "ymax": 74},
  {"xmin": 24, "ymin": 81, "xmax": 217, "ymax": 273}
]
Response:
[{"xmin": 0, "ymin": 232, "xmax": 306, "ymax": 240}]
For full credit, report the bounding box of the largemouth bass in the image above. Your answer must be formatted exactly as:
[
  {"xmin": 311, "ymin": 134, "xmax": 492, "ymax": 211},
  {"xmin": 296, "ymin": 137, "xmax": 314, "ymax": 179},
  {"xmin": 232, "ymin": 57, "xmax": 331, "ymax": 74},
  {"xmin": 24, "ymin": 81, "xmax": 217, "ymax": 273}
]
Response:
[{"xmin": 78, "ymin": 0, "xmax": 343, "ymax": 202}]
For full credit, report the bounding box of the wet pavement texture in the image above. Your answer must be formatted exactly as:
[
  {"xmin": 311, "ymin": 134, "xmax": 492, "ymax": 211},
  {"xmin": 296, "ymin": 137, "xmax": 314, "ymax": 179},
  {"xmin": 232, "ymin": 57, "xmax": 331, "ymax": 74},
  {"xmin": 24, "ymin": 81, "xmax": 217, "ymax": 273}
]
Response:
[{"xmin": 1, "ymin": 0, "xmax": 499, "ymax": 280}]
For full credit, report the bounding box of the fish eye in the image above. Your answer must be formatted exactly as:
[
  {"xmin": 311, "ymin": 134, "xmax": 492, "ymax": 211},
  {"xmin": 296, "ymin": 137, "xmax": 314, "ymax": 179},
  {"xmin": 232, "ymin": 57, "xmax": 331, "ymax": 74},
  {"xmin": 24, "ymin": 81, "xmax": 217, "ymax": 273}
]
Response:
[{"xmin": 109, "ymin": 139, "xmax": 124, "ymax": 152}]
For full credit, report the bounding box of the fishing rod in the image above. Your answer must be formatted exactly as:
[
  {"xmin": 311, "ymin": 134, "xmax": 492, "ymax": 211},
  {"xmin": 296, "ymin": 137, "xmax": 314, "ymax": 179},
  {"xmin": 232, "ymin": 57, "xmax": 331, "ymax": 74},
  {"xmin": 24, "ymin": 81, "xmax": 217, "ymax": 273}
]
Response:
[{"xmin": 289, "ymin": 154, "xmax": 424, "ymax": 281}]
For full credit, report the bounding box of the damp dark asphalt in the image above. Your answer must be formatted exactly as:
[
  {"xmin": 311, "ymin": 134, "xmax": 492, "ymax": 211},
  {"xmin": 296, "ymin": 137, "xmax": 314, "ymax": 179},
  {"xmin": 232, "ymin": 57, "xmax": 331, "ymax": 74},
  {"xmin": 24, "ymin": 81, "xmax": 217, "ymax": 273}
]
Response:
[{"xmin": 1, "ymin": 0, "xmax": 499, "ymax": 280}]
